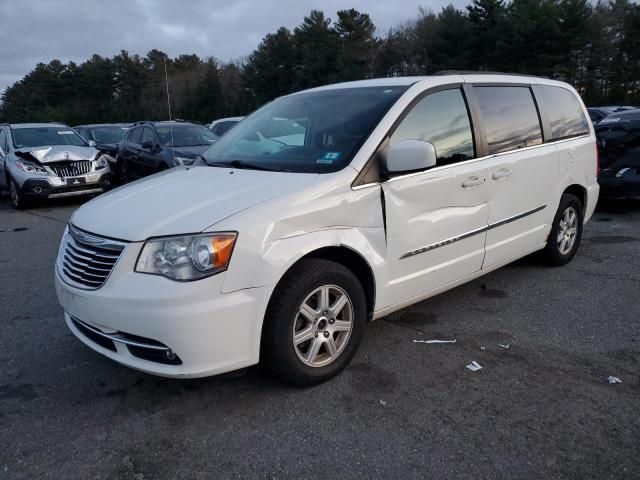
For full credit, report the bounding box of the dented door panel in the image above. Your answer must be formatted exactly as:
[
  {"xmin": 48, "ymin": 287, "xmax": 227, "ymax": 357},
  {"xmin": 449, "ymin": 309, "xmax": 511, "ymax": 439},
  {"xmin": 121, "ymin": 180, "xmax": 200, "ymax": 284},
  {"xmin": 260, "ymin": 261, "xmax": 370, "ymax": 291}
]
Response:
[{"xmin": 382, "ymin": 161, "xmax": 491, "ymax": 306}]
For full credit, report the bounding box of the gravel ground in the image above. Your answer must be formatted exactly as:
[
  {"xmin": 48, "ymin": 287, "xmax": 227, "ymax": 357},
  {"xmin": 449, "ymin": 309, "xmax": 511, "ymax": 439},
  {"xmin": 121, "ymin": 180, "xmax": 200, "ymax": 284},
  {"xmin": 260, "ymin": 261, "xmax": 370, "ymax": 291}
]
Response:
[{"xmin": 0, "ymin": 193, "xmax": 638, "ymax": 480}]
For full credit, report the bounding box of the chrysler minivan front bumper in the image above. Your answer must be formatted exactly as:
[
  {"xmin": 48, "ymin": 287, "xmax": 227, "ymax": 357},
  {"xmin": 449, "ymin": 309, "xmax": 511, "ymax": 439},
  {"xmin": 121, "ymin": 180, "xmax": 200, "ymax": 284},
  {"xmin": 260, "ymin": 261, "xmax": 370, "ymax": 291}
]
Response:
[{"xmin": 55, "ymin": 241, "xmax": 270, "ymax": 378}]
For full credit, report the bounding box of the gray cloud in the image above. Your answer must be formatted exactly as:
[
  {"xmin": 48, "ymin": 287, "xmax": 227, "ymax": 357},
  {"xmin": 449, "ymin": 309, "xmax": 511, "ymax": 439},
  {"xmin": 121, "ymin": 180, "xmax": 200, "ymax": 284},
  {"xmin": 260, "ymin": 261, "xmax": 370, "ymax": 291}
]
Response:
[{"xmin": 0, "ymin": 0, "xmax": 467, "ymax": 94}]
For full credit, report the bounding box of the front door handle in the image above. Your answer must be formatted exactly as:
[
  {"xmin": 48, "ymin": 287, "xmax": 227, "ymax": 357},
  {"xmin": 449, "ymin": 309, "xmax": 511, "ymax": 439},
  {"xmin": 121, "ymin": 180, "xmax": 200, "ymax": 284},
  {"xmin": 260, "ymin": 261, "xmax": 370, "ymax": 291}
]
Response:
[
  {"xmin": 462, "ymin": 176, "xmax": 485, "ymax": 188},
  {"xmin": 492, "ymin": 168, "xmax": 512, "ymax": 180}
]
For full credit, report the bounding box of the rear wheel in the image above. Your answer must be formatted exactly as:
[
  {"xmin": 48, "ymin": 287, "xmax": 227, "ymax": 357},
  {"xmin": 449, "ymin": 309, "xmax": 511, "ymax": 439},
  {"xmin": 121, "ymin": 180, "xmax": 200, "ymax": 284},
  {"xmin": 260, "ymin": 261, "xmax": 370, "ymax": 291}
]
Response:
[
  {"xmin": 543, "ymin": 193, "xmax": 583, "ymax": 266},
  {"xmin": 261, "ymin": 259, "xmax": 367, "ymax": 386},
  {"xmin": 120, "ymin": 159, "xmax": 131, "ymax": 184}
]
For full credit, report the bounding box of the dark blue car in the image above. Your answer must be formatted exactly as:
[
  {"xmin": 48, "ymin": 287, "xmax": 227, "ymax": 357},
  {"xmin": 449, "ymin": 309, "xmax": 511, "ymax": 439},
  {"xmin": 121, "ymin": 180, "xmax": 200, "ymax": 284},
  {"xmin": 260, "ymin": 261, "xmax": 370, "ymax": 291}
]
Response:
[{"xmin": 118, "ymin": 121, "xmax": 216, "ymax": 182}]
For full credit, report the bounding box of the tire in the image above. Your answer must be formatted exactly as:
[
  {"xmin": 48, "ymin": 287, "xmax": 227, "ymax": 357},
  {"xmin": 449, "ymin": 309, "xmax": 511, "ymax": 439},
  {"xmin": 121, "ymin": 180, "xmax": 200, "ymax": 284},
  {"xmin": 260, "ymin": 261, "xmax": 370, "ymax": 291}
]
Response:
[
  {"xmin": 120, "ymin": 159, "xmax": 131, "ymax": 184},
  {"xmin": 542, "ymin": 193, "xmax": 583, "ymax": 266},
  {"xmin": 261, "ymin": 258, "xmax": 367, "ymax": 387},
  {"xmin": 9, "ymin": 176, "xmax": 29, "ymax": 210},
  {"xmin": 114, "ymin": 155, "xmax": 124, "ymax": 185}
]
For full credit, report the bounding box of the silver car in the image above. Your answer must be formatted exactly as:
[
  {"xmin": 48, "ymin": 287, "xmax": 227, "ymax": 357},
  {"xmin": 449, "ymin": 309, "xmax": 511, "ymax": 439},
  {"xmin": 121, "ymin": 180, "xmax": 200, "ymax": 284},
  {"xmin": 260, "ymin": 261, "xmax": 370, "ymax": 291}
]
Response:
[{"xmin": 0, "ymin": 123, "xmax": 114, "ymax": 209}]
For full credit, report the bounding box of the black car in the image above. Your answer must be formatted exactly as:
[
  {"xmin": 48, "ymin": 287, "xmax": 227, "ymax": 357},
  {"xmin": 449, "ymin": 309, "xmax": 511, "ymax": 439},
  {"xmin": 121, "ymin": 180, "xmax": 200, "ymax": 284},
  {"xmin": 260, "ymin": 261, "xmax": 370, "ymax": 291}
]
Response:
[
  {"xmin": 587, "ymin": 107, "xmax": 615, "ymax": 124},
  {"xmin": 118, "ymin": 121, "xmax": 216, "ymax": 182},
  {"xmin": 74, "ymin": 123, "xmax": 130, "ymax": 156},
  {"xmin": 596, "ymin": 110, "xmax": 640, "ymax": 199}
]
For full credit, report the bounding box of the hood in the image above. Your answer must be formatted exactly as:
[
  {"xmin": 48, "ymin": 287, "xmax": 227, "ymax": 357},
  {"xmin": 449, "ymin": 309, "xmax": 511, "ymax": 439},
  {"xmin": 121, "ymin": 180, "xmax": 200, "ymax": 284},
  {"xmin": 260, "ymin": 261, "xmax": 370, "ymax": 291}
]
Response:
[
  {"xmin": 70, "ymin": 166, "xmax": 318, "ymax": 241},
  {"xmin": 15, "ymin": 145, "xmax": 100, "ymax": 163},
  {"xmin": 172, "ymin": 145, "xmax": 210, "ymax": 157}
]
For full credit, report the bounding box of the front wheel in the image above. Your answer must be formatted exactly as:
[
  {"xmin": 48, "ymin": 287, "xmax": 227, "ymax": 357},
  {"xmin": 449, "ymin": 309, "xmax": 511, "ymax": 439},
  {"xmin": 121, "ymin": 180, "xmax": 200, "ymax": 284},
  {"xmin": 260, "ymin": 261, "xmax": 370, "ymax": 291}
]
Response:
[
  {"xmin": 261, "ymin": 259, "xmax": 367, "ymax": 386},
  {"xmin": 542, "ymin": 193, "xmax": 583, "ymax": 266},
  {"xmin": 9, "ymin": 176, "xmax": 28, "ymax": 210}
]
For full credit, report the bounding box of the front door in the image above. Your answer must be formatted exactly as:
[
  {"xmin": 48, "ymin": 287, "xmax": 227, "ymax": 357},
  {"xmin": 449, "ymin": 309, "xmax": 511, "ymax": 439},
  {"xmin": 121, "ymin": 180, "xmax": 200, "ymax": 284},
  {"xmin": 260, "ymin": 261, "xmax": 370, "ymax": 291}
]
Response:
[{"xmin": 381, "ymin": 87, "xmax": 491, "ymax": 308}]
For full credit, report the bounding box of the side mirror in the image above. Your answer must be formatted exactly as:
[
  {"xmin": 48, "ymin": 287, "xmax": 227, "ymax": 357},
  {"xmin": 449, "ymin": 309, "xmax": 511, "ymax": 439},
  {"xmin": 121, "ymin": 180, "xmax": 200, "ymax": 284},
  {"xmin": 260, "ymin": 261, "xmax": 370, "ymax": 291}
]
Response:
[
  {"xmin": 88, "ymin": 140, "xmax": 96, "ymax": 147},
  {"xmin": 141, "ymin": 140, "xmax": 154, "ymax": 150},
  {"xmin": 385, "ymin": 139, "xmax": 437, "ymax": 174}
]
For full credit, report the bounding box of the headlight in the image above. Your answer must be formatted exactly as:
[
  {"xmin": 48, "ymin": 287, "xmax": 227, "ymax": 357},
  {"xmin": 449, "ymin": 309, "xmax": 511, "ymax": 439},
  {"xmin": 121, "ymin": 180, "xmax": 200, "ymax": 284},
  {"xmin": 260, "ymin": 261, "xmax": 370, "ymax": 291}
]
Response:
[
  {"xmin": 174, "ymin": 156, "xmax": 194, "ymax": 166},
  {"xmin": 135, "ymin": 233, "xmax": 237, "ymax": 281},
  {"xmin": 15, "ymin": 160, "xmax": 48, "ymax": 175},
  {"xmin": 96, "ymin": 154, "xmax": 113, "ymax": 169}
]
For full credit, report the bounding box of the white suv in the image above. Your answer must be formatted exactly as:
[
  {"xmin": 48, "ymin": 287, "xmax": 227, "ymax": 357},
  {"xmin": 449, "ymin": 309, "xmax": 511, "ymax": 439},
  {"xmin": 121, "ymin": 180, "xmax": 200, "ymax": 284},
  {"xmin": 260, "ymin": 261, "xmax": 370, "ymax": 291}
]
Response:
[{"xmin": 55, "ymin": 74, "xmax": 599, "ymax": 386}]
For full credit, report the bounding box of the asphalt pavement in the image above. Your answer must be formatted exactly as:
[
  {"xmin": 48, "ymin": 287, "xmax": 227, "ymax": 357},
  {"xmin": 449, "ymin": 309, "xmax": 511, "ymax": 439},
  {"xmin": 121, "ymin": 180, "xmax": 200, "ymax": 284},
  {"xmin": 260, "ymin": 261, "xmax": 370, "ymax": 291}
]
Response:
[{"xmin": 0, "ymin": 193, "xmax": 639, "ymax": 479}]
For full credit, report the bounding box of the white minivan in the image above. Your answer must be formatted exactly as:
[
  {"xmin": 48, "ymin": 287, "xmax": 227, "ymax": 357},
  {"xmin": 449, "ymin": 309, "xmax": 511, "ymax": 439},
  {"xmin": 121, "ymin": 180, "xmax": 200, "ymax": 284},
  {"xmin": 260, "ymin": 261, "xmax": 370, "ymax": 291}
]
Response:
[{"xmin": 55, "ymin": 74, "xmax": 599, "ymax": 385}]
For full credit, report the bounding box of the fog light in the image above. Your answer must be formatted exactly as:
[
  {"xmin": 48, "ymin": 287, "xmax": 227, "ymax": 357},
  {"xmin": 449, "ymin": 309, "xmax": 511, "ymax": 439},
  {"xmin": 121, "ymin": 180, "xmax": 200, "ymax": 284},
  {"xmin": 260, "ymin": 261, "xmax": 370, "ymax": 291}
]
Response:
[{"xmin": 164, "ymin": 349, "xmax": 176, "ymax": 361}]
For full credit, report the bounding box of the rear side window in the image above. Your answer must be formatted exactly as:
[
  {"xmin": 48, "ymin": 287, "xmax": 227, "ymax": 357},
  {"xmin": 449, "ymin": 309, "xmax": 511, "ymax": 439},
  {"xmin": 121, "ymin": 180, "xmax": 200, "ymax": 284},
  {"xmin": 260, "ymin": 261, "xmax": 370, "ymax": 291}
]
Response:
[
  {"xmin": 474, "ymin": 86, "xmax": 542, "ymax": 154},
  {"xmin": 129, "ymin": 127, "xmax": 143, "ymax": 144},
  {"xmin": 536, "ymin": 85, "xmax": 590, "ymax": 140},
  {"xmin": 390, "ymin": 88, "xmax": 475, "ymax": 166}
]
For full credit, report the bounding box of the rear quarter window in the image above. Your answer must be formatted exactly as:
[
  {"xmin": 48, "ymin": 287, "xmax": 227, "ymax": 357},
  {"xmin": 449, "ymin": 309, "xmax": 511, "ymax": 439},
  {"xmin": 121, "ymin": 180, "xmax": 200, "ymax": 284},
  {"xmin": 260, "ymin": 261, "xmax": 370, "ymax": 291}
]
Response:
[
  {"xmin": 474, "ymin": 86, "xmax": 543, "ymax": 154},
  {"xmin": 536, "ymin": 85, "xmax": 590, "ymax": 140}
]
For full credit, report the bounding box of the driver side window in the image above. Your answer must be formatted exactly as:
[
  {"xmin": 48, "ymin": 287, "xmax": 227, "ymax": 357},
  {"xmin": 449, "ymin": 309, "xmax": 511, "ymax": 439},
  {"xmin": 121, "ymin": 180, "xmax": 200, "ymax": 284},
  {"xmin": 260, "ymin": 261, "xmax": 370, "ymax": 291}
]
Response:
[
  {"xmin": 141, "ymin": 127, "xmax": 154, "ymax": 145},
  {"xmin": 390, "ymin": 88, "xmax": 475, "ymax": 167}
]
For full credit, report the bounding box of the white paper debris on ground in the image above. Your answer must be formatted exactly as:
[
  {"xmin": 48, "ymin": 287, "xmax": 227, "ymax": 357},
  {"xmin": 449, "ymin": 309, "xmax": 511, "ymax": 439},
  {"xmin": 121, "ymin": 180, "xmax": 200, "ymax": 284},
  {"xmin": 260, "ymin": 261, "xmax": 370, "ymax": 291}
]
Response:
[
  {"xmin": 499, "ymin": 343, "xmax": 510, "ymax": 349},
  {"xmin": 480, "ymin": 346, "xmax": 486, "ymax": 351},
  {"xmin": 607, "ymin": 376, "xmax": 622, "ymax": 384},
  {"xmin": 466, "ymin": 361, "xmax": 482, "ymax": 371},
  {"xmin": 379, "ymin": 400, "xmax": 387, "ymax": 406},
  {"xmin": 413, "ymin": 339, "xmax": 456, "ymax": 344}
]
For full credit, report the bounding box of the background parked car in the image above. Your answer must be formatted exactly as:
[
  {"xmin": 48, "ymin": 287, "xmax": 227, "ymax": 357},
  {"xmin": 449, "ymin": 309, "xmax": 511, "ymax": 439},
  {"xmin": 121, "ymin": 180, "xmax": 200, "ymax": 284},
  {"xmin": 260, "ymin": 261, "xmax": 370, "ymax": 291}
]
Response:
[
  {"xmin": 207, "ymin": 116, "xmax": 244, "ymax": 140},
  {"xmin": 74, "ymin": 123, "xmax": 130, "ymax": 153},
  {"xmin": 587, "ymin": 107, "xmax": 615, "ymax": 124},
  {"xmin": 118, "ymin": 121, "xmax": 216, "ymax": 182},
  {"xmin": 0, "ymin": 123, "xmax": 113, "ymax": 209},
  {"xmin": 596, "ymin": 110, "xmax": 640, "ymax": 199},
  {"xmin": 604, "ymin": 105, "xmax": 637, "ymax": 112}
]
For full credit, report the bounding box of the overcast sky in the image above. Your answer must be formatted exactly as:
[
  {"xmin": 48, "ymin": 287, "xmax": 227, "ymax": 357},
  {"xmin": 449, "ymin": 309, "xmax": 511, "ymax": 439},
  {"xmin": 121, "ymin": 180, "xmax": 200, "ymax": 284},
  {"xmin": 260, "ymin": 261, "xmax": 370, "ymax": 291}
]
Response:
[{"xmin": 0, "ymin": 0, "xmax": 467, "ymax": 94}]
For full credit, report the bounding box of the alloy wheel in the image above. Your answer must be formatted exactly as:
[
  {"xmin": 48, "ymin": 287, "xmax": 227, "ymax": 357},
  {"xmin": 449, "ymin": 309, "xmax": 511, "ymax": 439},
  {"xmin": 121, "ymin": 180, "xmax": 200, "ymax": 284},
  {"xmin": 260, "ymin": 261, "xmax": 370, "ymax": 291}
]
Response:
[
  {"xmin": 557, "ymin": 206, "xmax": 578, "ymax": 255},
  {"xmin": 292, "ymin": 284, "xmax": 354, "ymax": 368}
]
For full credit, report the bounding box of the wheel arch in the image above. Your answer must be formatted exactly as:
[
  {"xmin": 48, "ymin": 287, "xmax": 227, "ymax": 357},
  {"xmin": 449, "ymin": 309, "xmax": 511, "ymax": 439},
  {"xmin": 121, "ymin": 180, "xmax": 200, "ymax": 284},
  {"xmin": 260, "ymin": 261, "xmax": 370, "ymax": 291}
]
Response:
[
  {"xmin": 302, "ymin": 246, "xmax": 376, "ymax": 320},
  {"xmin": 563, "ymin": 184, "xmax": 587, "ymax": 214},
  {"xmin": 264, "ymin": 244, "xmax": 377, "ymax": 323}
]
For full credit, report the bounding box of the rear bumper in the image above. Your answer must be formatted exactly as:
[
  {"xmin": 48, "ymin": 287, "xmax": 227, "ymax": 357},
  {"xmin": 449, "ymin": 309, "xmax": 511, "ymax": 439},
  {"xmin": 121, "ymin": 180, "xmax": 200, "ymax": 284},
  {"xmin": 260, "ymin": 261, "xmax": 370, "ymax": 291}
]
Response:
[{"xmin": 585, "ymin": 182, "xmax": 600, "ymax": 222}]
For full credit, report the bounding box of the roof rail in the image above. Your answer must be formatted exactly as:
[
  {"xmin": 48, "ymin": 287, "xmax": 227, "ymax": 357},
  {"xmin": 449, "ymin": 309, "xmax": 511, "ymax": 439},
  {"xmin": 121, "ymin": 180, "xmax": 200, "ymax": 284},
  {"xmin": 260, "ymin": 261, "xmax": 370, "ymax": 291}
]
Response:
[{"xmin": 434, "ymin": 70, "xmax": 546, "ymax": 79}]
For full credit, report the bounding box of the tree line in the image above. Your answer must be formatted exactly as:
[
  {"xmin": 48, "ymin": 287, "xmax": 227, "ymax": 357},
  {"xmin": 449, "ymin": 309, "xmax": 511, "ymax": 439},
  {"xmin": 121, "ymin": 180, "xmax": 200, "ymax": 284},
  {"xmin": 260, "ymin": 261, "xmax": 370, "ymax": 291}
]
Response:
[{"xmin": 1, "ymin": 0, "xmax": 639, "ymax": 125}]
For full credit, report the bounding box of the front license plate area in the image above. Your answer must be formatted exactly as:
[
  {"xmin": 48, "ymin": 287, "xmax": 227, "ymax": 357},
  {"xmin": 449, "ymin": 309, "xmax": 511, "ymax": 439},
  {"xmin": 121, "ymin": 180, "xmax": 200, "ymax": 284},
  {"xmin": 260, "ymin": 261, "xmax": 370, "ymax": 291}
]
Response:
[{"xmin": 66, "ymin": 177, "xmax": 87, "ymax": 186}]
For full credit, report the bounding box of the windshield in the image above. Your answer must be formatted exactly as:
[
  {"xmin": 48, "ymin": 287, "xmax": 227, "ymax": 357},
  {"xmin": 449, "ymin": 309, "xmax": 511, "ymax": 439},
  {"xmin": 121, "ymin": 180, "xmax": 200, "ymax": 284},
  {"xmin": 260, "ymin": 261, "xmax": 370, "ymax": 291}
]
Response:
[
  {"xmin": 201, "ymin": 86, "xmax": 408, "ymax": 173},
  {"xmin": 89, "ymin": 126, "xmax": 128, "ymax": 144},
  {"xmin": 156, "ymin": 124, "xmax": 217, "ymax": 147},
  {"xmin": 12, "ymin": 127, "xmax": 88, "ymax": 149}
]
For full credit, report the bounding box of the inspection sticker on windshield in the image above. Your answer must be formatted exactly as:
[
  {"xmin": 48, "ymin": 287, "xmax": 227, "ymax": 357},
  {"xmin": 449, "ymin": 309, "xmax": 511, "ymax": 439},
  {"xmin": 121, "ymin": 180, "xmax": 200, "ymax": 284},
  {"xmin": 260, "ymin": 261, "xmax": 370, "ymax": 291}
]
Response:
[{"xmin": 317, "ymin": 152, "xmax": 341, "ymax": 164}]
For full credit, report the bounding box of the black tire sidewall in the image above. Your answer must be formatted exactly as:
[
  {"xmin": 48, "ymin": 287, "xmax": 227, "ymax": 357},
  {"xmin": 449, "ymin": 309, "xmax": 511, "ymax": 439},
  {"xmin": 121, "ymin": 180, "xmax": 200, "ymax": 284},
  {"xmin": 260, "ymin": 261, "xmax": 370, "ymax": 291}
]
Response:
[
  {"xmin": 9, "ymin": 176, "xmax": 25, "ymax": 210},
  {"xmin": 262, "ymin": 259, "xmax": 367, "ymax": 386},
  {"xmin": 546, "ymin": 194, "xmax": 583, "ymax": 265}
]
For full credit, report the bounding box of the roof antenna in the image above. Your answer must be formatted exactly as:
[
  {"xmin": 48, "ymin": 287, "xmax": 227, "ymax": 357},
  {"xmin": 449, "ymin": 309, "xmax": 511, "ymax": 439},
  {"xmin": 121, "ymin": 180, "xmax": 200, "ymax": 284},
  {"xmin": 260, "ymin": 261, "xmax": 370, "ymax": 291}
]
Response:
[{"xmin": 164, "ymin": 55, "xmax": 175, "ymax": 166}]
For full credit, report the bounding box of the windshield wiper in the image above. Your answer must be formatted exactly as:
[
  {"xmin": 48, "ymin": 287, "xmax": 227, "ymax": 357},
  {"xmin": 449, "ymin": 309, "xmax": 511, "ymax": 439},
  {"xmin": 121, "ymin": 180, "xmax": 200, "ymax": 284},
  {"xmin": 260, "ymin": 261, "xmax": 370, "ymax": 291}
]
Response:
[{"xmin": 207, "ymin": 160, "xmax": 279, "ymax": 171}]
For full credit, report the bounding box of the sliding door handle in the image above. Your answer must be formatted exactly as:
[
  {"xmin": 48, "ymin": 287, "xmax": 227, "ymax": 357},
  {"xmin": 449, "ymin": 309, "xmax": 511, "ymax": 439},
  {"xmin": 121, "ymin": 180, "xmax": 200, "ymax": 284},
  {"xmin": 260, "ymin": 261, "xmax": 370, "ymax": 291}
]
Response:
[
  {"xmin": 492, "ymin": 168, "xmax": 512, "ymax": 180},
  {"xmin": 462, "ymin": 176, "xmax": 485, "ymax": 188}
]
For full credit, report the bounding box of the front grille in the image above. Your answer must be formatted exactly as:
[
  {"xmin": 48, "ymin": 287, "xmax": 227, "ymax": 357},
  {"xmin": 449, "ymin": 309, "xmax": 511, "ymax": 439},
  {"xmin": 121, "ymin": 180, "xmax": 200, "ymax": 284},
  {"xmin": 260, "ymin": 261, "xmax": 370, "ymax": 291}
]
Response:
[
  {"xmin": 57, "ymin": 225, "xmax": 126, "ymax": 289},
  {"xmin": 48, "ymin": 160, "xmax": 92, "ymax": 177}
]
